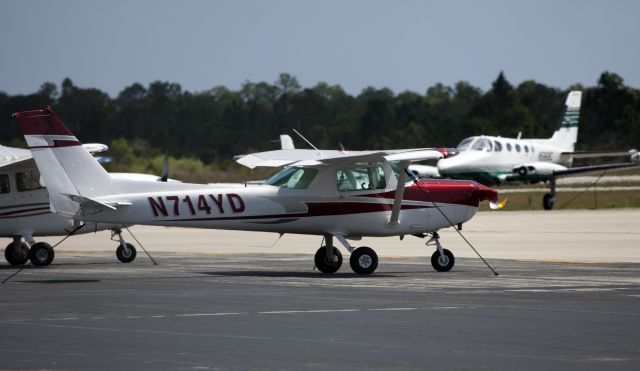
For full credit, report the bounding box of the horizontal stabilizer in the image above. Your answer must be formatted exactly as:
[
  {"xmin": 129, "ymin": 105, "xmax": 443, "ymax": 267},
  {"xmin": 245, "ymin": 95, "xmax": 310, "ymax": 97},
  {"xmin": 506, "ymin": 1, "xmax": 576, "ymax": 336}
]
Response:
[{"xmin": 64, "ymin": 193, "xmax": 131, "ymax": 212}]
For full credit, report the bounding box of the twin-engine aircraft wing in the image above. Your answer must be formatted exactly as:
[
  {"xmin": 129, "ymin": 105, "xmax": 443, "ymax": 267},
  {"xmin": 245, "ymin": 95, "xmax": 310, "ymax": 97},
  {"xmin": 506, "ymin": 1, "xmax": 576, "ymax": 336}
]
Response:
[{"xmin": 236, "ymin": 148, "xmax": 454, "ymax": 168}]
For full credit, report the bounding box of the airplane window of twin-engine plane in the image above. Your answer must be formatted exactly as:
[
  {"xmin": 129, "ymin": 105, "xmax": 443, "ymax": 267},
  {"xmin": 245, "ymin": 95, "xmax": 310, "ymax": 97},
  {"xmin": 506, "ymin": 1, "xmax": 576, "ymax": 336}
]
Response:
[
  {"xmin": 494, "ymin": 141, "xmax": 503, "ymax": 151},
  {"xmin": 265, "ymin": 167, "xmax": 318, "ymax": 189},
  {"xmin": 0, "ymin": 174, "xmax": 10, "ymax": 193},
  {"xmin": 337, "ymin": 166, "xmax": 386, "ymax": 192},
  {"xmin": 456, "ymin": 137, "xmax": 474, "ymax": 151},
  {"xmin": 16, "ymin": 169, "xmax": 45, "ymax": 192},
  {"xmin": 471, "ymin": 138, "xmax": 493, "ymax": 152}
]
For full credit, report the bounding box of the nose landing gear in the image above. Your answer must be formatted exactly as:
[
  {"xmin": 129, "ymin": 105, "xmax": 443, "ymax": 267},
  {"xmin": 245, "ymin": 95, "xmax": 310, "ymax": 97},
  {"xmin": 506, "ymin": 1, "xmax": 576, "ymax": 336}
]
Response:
[
  {"xmin": 112, "ymin": 228, "xmax": 137, "ymax": 263},
  {"xmin": 426, "ymin": 232, "xmax": 455, "ymax": 272}
]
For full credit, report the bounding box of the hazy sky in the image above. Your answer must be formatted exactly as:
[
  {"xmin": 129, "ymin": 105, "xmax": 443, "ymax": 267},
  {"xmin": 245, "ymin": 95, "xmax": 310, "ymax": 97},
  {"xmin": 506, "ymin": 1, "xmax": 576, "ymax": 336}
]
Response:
[{"xmin": 1, "ymin": 0, "xmax": 639, "ymax": 97}]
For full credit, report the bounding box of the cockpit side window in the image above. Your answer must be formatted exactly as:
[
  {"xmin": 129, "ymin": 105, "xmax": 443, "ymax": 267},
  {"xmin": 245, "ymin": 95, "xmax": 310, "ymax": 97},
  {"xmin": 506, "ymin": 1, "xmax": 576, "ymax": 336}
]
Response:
[
  {"xmin": 456, "ymin": 137, "xmax": 474, "ymax": 151},
  {"xmin": 266, "ymin": 167, "xmax": 318, "ymax": 189},
  {"xmin": 471, "ymin": 138, "xmax": 493, "ymax": 151},
  {"xmin": 16, "ymin": 169, "xmax": 45, "ymax": 192},
  {"xmin": 493, "ymin": 141, "xmax": 503, "ymax": 152},
  {"xmin": 337, "ymin": 165, "xmax": 386, "ymax": 192},
  {"xmin": 0, "ymin": 174, "xmax": 10, "ymax": 194}
]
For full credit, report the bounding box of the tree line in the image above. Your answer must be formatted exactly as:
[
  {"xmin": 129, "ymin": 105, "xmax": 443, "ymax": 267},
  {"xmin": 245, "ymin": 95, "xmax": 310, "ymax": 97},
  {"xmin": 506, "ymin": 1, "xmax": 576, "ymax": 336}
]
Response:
[{"xmin": 1, "ymin": 71, "xmax": 639, "ymax": 174}]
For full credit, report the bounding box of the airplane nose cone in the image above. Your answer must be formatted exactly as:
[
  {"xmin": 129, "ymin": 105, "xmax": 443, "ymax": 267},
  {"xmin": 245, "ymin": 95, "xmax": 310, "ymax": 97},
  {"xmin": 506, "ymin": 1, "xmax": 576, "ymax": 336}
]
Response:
[{"xmin": 413, "ymin": 179, "xmax": 498, "ymax": 207}]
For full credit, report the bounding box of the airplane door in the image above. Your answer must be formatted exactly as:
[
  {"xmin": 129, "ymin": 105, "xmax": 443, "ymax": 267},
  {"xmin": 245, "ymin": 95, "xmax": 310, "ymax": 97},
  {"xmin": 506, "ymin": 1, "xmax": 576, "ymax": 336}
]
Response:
[{"xmin": 0, "ymin": 173, "xmax": 16, "ymax": 207}]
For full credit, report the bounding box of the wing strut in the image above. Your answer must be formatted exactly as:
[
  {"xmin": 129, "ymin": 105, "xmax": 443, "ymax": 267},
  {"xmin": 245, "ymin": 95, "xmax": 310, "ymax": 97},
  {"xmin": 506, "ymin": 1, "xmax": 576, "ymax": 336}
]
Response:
[{"xmin": 389, "ymin": 161, "xmax": 409, "ymax": 225}]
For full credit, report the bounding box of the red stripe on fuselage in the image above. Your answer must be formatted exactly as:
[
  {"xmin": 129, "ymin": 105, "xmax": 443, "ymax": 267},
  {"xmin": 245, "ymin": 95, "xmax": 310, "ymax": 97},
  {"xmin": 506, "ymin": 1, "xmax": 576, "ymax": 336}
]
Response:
[{"xmin": 148, "ymin": 201, "xmax": 431, "ymax": 223}]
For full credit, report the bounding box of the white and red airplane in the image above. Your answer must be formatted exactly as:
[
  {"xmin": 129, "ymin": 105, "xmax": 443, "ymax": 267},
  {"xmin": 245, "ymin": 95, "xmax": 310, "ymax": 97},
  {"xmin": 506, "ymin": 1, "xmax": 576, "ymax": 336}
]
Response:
[{"xmin": 13, "ymin": 107, "xmax": 500, "ymax": 274}]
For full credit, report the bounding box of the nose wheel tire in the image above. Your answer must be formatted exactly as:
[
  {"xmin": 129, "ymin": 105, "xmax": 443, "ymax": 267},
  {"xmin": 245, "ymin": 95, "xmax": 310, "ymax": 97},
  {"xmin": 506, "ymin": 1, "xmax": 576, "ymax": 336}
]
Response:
[
  {"xmin": 431, "ymin": 249, "xmax": 455, "ymax": 272},
  {"xmin": 5, "ymin": 242, "xmax": 29, "ymax": 265},
  {"xmin": 350, "ymin": 246, "xmax": 378, "ymax": 275},
  {"xmin": 29, "ymin": 242, "xmax": 54, "ymax": 267},
  {"xmin": 116, "ymin": 243, "xmax": 137, "ymax": 263},
  {"xmin": 314, "ymin": 246, "xmax": 342, "ymax": 273}
]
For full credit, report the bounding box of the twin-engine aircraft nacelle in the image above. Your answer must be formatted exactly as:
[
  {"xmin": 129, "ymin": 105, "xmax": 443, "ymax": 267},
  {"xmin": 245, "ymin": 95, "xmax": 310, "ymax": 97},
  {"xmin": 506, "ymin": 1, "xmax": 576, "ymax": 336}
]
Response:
[{"xmin": 512, "ymin": 162, "xmax": 567, "ymax": 177}]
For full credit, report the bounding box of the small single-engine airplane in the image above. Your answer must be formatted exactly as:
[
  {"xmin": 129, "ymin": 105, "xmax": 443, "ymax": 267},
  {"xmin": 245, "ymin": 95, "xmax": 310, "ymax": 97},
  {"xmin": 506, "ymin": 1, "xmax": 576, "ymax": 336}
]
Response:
[
  {"xmin": 13, "ymin": 107, "xmax": 500, "ymax": 274},
  {"xmin": 0, "ymin": 142, "xmax": 170, "ymax": 267},
  {"xmin": 410, "ymin": 91, "xmax": 640, "ymax": 209}
]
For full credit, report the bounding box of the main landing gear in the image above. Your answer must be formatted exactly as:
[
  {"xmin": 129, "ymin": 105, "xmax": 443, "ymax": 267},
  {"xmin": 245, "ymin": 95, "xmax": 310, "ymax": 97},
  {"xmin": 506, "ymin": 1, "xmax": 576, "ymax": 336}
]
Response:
[
  {"xmin": 314, "ymin": 235, "xmax": 379, "ymax": 275},
  {"xmin": 112, "ymin": 228, "xmax": 137, "ymax": 263},
  {"xmin": 4, "ymin": 236, "xmax": 55, "ymax": 266},
  {"xmin": 543, "ymin": 178, "xmax": 557, "ymax": 210},
  {"xmin": 426, "ymin": 232, "xmax": 455, "ymax": 272}
]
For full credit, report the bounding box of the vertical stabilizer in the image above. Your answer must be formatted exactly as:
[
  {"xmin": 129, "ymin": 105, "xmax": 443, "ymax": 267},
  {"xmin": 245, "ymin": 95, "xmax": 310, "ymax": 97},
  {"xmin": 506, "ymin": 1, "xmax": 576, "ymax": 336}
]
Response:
[
  {"xmin": 549, "ymin": 90, "xmax": 581, "ymax": 151},
  {"xmin": 13, "ymin": 107, "xmax": 113, "ymax": 217}
]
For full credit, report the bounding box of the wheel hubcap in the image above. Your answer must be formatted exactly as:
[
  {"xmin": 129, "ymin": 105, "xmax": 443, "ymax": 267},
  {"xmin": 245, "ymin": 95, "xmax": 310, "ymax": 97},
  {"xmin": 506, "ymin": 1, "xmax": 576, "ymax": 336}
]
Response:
[
  {"xmin": 438, "ymin": 255, "xmax": 449, "ymax": 266},
  {"xmin": 358, "ymin": 255, "xmax": 372, "ymax": 269},
  {"xmin": 122, "ymin": 249, "xmax": 132, "ymax": 258},
  {"xmin": 36, "ymin": 249, "xmax": 48, "ymax": 261}
]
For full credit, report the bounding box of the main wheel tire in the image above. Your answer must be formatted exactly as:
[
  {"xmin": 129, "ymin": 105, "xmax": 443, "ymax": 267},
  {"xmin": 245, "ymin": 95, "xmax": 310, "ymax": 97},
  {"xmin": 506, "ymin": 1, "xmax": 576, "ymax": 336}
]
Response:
[
  {"xmin": 29, "ymin": 242, "xmax": 54, "ymax": 267},
  {"xmin": 431, "ymin": 249, "xmax": 455, "ymax": 272},
  {"xmin": 314, "ymin": 246, "xmax": 342, "ymax": 273},
  {"xmin": 543, "ymin": 193, "xmax": 555, "ymax": 210},
  {"xmin": 349, "ymin": 246, "xmax": 378, "ymax": 275},
  {"xmin": 116, "ymin": 243, "xmax": 137, "ymax": 263},
  {"xmin": 5, "ymin": 242, "xmax": 29, "ymax": 265}
]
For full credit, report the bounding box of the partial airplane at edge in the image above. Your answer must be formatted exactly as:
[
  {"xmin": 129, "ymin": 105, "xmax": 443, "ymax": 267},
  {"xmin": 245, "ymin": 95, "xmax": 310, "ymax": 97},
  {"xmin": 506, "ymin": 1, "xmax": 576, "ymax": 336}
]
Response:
[
  {"xmin": 0, "ymin": 142, "xmax": 175, "ymax": 267},
  {"xmin": 13, "ymin": 107, "xmax": 500, "ymax": 274},
  {"xmin": 410, "ymin": 91, "xmax": 639, "ymax": 209}
]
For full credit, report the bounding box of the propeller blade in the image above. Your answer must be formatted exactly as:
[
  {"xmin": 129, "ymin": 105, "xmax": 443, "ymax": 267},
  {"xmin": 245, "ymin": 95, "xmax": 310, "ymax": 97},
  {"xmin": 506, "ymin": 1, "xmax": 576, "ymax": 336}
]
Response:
[{"xmin": 489, "ymin": 198, "xmax": 509, "ymax": 210}]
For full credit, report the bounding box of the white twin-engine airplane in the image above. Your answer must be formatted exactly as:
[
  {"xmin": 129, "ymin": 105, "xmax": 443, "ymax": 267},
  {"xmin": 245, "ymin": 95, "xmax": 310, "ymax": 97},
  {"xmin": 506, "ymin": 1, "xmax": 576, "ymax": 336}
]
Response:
[
  {"xmin": 410, "ymin": 91, "xmax": 640, "ymax": 209},
  {"xmin": 14, "ymin": 107, "xmax": 499, "ymax": 274}
]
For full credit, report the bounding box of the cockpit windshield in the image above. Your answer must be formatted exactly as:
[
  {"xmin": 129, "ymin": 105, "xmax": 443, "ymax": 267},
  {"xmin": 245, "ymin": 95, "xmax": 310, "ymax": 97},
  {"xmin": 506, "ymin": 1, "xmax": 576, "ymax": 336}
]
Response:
[
  {"xmin": 456, "ymin": 137, "xmax": 475, "ymax": 151},
  {"xmin": 265, "ymin": 167, "xmax": 318, "ymax": 189},
  {"xmin": 471, "ymin": 138, "xmax": 493, "ymax": 151}
]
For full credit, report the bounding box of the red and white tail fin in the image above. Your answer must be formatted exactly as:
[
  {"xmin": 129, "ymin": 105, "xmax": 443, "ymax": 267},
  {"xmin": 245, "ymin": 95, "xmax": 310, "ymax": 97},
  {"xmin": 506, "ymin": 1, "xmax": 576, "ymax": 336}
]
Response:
[{"xmin": 13, "ymin": 107, "xmax": 113, "ymax": 218}]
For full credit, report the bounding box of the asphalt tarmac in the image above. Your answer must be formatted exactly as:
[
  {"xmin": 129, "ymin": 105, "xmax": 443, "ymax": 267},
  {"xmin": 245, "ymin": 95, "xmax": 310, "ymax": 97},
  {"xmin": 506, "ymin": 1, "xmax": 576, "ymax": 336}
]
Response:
[{"xmin": 1, "ymin": 210, "xmax": 639, "ymax": 370}]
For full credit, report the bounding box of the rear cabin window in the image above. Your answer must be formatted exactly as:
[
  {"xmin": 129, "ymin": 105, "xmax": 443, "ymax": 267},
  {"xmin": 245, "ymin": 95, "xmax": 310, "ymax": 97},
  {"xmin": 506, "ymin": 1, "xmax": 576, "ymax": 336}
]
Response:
[
  {"xmin": 506, "ymin": 143, "xmax": 512, "ymax": 151},
  {"xmin": 16, "ymin": 169, "xmax": 45, "ymax": 192},
  {"xmin": 337, "ymin": 166, "xmax": 386, "ymax": 192},
  {"xmin": 0, "ymin": 174, "xmax": 10, "ymax": 194},
  {"xmin": 266, "ymin": 167, "xmax": 318, "ymax": 189},
  {"xmin": 515, "ymin": 144, "xmax": 521, "ymax": 152},
  {"xmin": 524, "ymin": 145, "xmax": 529, "ymax": 153}
]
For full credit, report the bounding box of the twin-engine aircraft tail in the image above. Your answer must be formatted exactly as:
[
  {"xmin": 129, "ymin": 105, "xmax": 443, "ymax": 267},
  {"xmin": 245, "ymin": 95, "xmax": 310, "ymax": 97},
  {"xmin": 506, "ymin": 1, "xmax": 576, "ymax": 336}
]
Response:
[
  {"xmin": 548, "ymin": 90, "xmax": 582, "ymax": 151},
  {"xmin": 12, "ymin": 107, "xmax": 113, "ymax": 218}
]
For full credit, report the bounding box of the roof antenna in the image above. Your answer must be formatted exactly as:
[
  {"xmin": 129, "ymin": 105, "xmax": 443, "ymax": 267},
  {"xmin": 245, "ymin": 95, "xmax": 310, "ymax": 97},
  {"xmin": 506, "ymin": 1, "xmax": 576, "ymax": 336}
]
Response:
[
  {"xmin": 516, "ymin": 131, "xmax": 522, "ymax": 140},
  {"xmin": 292, "ymin": 129, "xmax": 321, "ymax": 154}
]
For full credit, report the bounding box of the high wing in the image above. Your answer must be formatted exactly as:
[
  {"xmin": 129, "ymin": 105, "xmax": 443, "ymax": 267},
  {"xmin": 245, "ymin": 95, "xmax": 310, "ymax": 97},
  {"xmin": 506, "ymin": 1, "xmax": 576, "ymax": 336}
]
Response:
[
  {"xmin": 0, "ymin": 145, "xmax": 32, "ymax": 169},
  {"xmin": 0, "ymin": 143, "xmax": 109, "ymax": 170},
  {"xmin": 236, "ymin": 148, "xmax": 454, "ymax": 168}
]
